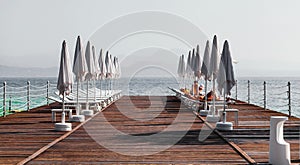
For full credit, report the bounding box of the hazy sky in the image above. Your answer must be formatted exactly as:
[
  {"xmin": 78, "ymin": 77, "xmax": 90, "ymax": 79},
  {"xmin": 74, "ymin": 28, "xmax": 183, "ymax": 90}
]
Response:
[{"xmin": 1, "ymin": 0, "xmax": 300, "ymax": 77}]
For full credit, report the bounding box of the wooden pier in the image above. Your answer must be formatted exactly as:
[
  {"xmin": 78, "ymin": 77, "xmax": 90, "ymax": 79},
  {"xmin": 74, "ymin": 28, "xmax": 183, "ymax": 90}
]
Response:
[{"xmin": 0, "ymin": 96, "xmax": 299, "ymax": 164}]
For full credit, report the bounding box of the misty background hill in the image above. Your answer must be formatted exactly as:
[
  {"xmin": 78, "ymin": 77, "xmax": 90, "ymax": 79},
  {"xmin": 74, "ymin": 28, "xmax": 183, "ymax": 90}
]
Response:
[{"xmin": 0, "ymin": 65, "xmax": 58, "ymax": 77}]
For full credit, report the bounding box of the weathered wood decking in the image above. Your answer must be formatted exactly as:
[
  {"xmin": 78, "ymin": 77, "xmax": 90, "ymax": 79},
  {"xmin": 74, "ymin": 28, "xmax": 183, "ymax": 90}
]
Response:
[{"xmin": 0, "ymin": 96, "xmax": 299, "ymax": 164}]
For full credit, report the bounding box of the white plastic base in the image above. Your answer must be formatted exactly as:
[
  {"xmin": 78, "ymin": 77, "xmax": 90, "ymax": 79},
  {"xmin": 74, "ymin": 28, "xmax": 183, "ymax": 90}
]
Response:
[
  {"xmin": 199, "ymin": 110, "xmax": 209, "ymax": 117},
  {"xmin": 81, "ymin": 110, "xmax": 94, "ymax": 117},
  {"xmin": 70, "ymin": 115, "xmax": 85, "ymax": 122},
  {"xmin": 102, "ymin": 102, "xmax": 107, "ymax": 108},
  {"xmin": 54, "ymin": 122, "xmax": 72, "ymax": 131},
  {"xmin": 206, "ymin": 115, "xmax": 220, "ymax": 123},
  {"xmin": 216, "ymin": 121, "xmax": 233, "ymax": 130},
  {"xmin": 116, "ymin": 94, "xmax": 120, "ymax": 99},
  {"xmin": 107, "ymin": 98, "xmax": 111, "ymax": 104},
  {"xmin": 95, "ymin": 105, "xmax": 102, "ymax": 112}
]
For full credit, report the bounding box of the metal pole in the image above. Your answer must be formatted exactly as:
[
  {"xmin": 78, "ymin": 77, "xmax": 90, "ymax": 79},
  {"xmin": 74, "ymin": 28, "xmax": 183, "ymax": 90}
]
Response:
[
  {"xmin": 47, "ymin": 81, "xmax": 50, "ymax": 105},
  {"xmin": 248, "ymin": 80, "xmax": 250, "ymax": 104},
  {"xmin": 9, "ymin": 96, "xmax": 12, "ymax": 112},
  {"xmin": 287, "ymin": 82, "xmax": 291, "ymax": 117},
  {"xmin": 3, "ymin": 82, "xmax": 6, "ymax": 117},
  {"xmin": 235, "ymin": 80, "xmax": 238, "ymax": 100},
  {"xmin": 27, "ymin": 81, "xmax": 30, "ymax": 111},
  {"xmin": 263, "ymin": 81, "xmax": 266, "ymax": 110},
  {"xmin": 62, "ymin": 91, "xmax": 66, "ymax": 123}
]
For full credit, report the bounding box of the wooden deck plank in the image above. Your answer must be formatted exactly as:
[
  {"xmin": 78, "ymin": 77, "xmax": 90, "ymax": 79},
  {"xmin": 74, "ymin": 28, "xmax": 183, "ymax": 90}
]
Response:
[
  {"xmin": 27, "ymin": 96, "xmax": 248, "ymax": 164},
  {"xmin": 216, "ymin": 100, "xmax": 300, "ymax": 163},
  {"xmin": 0, "ymin": 96, "xmax": 299, "ymax": 164},
  {"xmin": 0, "ymin": 102, "xmax": 80, "ymax": 165}
]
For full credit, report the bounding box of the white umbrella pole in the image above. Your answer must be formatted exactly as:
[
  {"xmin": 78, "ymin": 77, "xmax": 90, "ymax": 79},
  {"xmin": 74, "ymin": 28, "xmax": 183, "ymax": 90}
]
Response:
[
  {"xmin": 100, "ymin": 80, "xmax": 102, "ymax": 98},
  {"xmin": 62, "ymin": 92, "xmax": 66, "ymax": 123},
  {"xmin": 76, "ymin": 81, "xmax": 79, "ymax": 115},
  {"xmin": 86, "ymin": 81, "xmax": 89, "ymax": 110},
  {"xmin": 204, "ymin": 78, "xmax": 208, "ymax": 109},
  {"xmin": 223, "ymin": 86, "xmax": 227, "ymax": 123},
  {"xmin": 212, "ymin": 75, "xmax": 216, "ymax": 117},
  {"xmin": 94, "ymin": 80, "xmax": 96, "ymax": 102},
  {"xmin": 179, "ymin": 77, "xmax": 181, "ymax": 88},
  {"xmin": 104, "ymin": 79, "xmax": 106, "ymax": 95},
  {"xmin": 110, "ymin": 79, "xmax": 112, "ymax": 94},
  {"xmin": 105, "ymin": 79, "xmax": 108, "ymax": 96},
  {"xmin": 183, "ymin": 76, "xmax": 185, "ymax": 89}
]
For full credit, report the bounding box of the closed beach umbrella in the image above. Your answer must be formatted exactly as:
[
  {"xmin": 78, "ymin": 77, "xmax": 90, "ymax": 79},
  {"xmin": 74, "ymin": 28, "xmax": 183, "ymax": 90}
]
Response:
[
  {"xmin": 113, "ymin": 57, "xmax": 121, "ymax": 79},
  {"xmin": 105, "ymin": 51, "xmax": 113, "ymax": 94},
  {"xmin": 217, "ymin": 40, "xmax": 236, "ymax": 96},
  {"xmin": 92, "ymin": 46, "xmax": 101, "ymax": 79},
  {"xmin": 180, "ymin": 55, "xmax": 186, "ymax": 88},
  {"xmin": 113, "ymin": 56, "xmax": 120, "ymax": 93},
  {"xmin": 208, "ymin": 35, "xmax": 220, "ymax": 117},
  {"xmin": 185, "ymin": 51, "xmax": 193, "ymax": 79},
  {"xmin": 201, "ymin": 40, "xmax": 210, "ymax": 80},
  {"xmin": 191, "ymin": 49, "xmax": 196, "ymax": 79},
  {"xmin": 113, "ymin": 57, "xmax": 117, "ymax": 78},
  {"xmin": 84, "ymin": 41, "xmax": 96, "ymax": 109},
  {"xmin": 177, "ymin": 55, "xmax": 182, "ymax": 77},
  {"xmin": 116, "ymin": 57, "xmax": 121, "ymax": 78},
  {"xmin": 177, "ymin": 55, "xmax": 185, "ymax": 88},
  {"xmin": 180, "ymin": 55, "xmax": 186, "ymax": 78},
  {"xmin": 105, "ymin": 51, "xmax": 112, "ymax": 78},
  {"xmin": 201, "ymin": 40, "xmax": 211, "ymax": 109},
  {"xmin": 57, "ymin": 40, "xmax": 73, "ymax": 123},
  {"xmin": 85, "ymin": 41, "xmax": 96, "ymax": 81},
  {"xmin": 110, "ymin": 54, "xmax": 116, "ymax": 79},
  {"xmin": 72, "ymin": 36, "xmax": 87, "ymax": 115},
  {"xmin": 217, "ymin": 40, "xmax": 236, "ymax": 124},
  {"xmin": 73, "ymin": 36, "xmax": 87, "ymax": 82},
  {"xmin": 110, "ymin": 54, "xmax": 117, "ymax": 93},
  {"xmin": 209, "ymin": 35, "xmax": 220, "ymax": 81},
  {"xmin": 98, "ymin": 49, "xmax": 107, "ymax": 80},
  {"xmin": 92, "ymin": 45, "xmax": 100, "ymax": 101},
  {"xmin": 194, "ymin": 45, "xmax": 201, "ymax": 80},
  {"xmin": 97, "ymin": 49, "xmax": 107, "ymax": 97}
]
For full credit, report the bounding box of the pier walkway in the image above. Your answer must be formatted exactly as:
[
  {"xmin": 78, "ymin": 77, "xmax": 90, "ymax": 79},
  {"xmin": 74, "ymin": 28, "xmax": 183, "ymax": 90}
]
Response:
[{"xmin": 0, "ymin": 96, "xmax": 299, "ymax": 164}]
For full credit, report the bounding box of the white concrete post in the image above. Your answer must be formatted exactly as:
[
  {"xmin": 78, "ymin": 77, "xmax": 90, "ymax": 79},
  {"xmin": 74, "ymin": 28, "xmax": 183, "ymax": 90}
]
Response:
[{"xmin": 269, "ymin": 116, "xmax": 290, "ymax": 165}]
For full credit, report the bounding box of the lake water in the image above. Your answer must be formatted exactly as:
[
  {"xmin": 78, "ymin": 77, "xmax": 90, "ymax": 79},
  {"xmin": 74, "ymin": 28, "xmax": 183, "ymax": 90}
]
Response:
[{"xmin": 0, "ymin": 77, "xmax": 299, "ymax": 117}]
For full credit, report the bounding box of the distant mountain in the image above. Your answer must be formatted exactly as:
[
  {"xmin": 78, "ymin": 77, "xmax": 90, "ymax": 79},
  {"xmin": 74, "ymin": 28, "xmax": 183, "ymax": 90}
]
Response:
[{"xmin": 0, "ymin": 65, "xmax": 58, "ymax": 77}]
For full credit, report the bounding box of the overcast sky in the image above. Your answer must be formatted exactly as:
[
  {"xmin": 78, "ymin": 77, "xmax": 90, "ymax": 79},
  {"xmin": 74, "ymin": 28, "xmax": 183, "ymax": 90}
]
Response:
[{"xmin": 1, "ymin": 0, "xmax": 299, "ymax": 77}]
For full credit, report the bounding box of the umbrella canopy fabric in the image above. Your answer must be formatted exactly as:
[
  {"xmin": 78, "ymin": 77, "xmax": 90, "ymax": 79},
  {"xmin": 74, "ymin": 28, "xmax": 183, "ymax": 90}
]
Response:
[
  {"xmin": 92, "ymin": 45, "xmax": 101, "ymax": 80},
  {"xmin": 73, "ymin": 36, "xmax": 87, "ymax": 82},
  {"xmin": 191, "ymin": 49, "xmax": 196, "ymax": 77},
  {"xmin": 113, "ymin": 57, "xmax": 121, "ymax": 79},
  {"xmin": 217, "ymin": 40, "xmax": 236, "ymax": 95},
  {"xmin": 194, "ymin": 45, "xmax": 201, "ymax": 79},
  {"xmin": 201, "ymin": 40, "xmax": 211, "ymax": 80},
  {"xmin": 177, "ymin": 55, "xmax": 182, "ymax": 77},
  {"xmin": 185, "ymin": 51, "xmax": 191, "ymax": 78},
  {"xmin": 57, "ymin": 40, "xmax": 73, "ymax": 95},
  {"xmin": 180, "ymin": 55, "xmax": 186, "ymax": 77},
  {"xmin": 105, "ymin": 51, "xmax": 113, "ymax": 78},
  {"xmin": 98, "ymin": 49, "xmax": 107, "ymax": 80},
  {"xmin": 110, "ymin": 54, "xmax": 116, "ymax": 79},
  {"xmin": 186, "ymin": 50, "xmax": 193, "ymax": 78},
  {"xmin": 177, "ymin": 55, "xmax": 185, "ymax": 78},
  {"xmin": 209, "ymin": 35, "xmax": 220, "ymax": 80},
  {"xmin": 116, "ymin": 57, "xmax": 121, "ymax": 78},
  {"xmin": 85, "ymin": 41, "xmax": 97, "ymax": 81}
]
